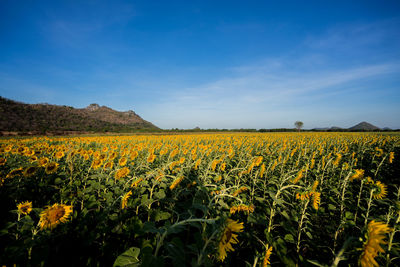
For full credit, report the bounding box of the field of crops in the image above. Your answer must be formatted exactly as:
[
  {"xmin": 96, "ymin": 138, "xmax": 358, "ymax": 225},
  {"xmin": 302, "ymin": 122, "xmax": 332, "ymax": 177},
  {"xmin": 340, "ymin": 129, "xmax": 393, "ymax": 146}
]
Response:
[{"xmin": 0, "ymin": 132, "xmax": 399, "ymax": 266}]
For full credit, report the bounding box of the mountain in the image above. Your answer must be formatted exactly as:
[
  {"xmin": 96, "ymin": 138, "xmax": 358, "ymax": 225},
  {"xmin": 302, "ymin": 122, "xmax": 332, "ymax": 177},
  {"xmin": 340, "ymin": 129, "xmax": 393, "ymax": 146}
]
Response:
[
  {"xmin": 0, "ymin": 96, "xmax": 158, "ymax": 133},
  {"xmin": 348, "ymin": 121, "xmax": 380, "ymax": 131}
]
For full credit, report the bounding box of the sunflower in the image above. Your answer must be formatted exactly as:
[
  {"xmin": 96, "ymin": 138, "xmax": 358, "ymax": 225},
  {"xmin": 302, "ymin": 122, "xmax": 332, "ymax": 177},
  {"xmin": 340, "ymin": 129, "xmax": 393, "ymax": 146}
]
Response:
[
  {"xmin": 360, "ymin": 220, "xmax": 391, "ymax": 267},
  {"xmin": 372, "ymin": 181, "xmax": 387, "ymax": 200},
  {"xmin": 254, "ymin": 156, "xmax": 263, "ymax": 166},
  {"xmin": 292, "ymin": 169, "xmax": 304, "ymax": 184},
  {"xmin": 38, "ymin": 203, "xmax": 73, "ymax": 230},
  {"xmin": 121, "ymin": 191, "xmax": 132, "ymax": 209},
  {"xmin": 6, "ymin": 167, "xmax": 23, "ymax": 178},
  {"xmin": 312, "ymin": 192, "xmax": 321, "ymax": 210},
  {"xmin": 169, "ymin": 176, "xmax": 184, "ymax": 190},
  {"xmin": 45, "ymin": 162, "xmax": 59, "ymax": 174},
  {"xmin": 115, "ymin": 167, "xmax": 130, "ymax": 179},
  {"xmin": 232, "ymin": 187, "xmax": 248, "ymax": 197},
  {"xmin": 0, "ymin": 157, "xmax": 6, "ymax": 165},
  {"xmin": 220, "ymin": 162, "xmax": 226, "ymax": 172},
  {"xmin": 119, "ymin": 157, "xmax": 128, "ymax": 166},
  {"xmin": 103, "ymin": 161, "xmax": 114, "ymax": 170},
  {"xmin": 262, "ymin": 244, "xmax": 273, "ymax": 267},
  {"xmin": 23, "ymin": 166, "xmax": 37, "ymax": 177},
  {"xmin": 230, "ymin": 204, "xmax": 255, "ymax": 214},
  {"xmin": 218, "ymin": 219, "xmax": 244, "ymax": 261},
  {"xmin": 130, "ymin": 151, "xmax": 138, "ymax": 160},
  {"xmin": 30, "ymin": 155, "xmax": 38, "ymax": 163},
  {"xmin": 17, "ymin": 201, "xmax": 32, "ymax": 215},
  {"xmin": 311, "ymin": 180, "xmax": 319, "ymax": 192},
  {"xmin": 259, "ymin": 163, "xmax": 265, "ymax": 178},
  {"xmin": 147, "ymin": 153, "xmax": 156, "ymax": 163},
  {"xmin": 91, "ymin": 159, "xmax": 103, "ymax": 170},
  {"xmin": 350, "ymin": 169, "xmax": 364, "ymax": 181},
  {"xmin": 38, "ymin": 157, "xmax": 49, "ymax": 167},
  {"xmin": 389, "ymin": 152, "xmax": 394, "ymax": 164},
  {"xmin": 131, "ymin": 178, "xmax": 143, "ymax": 188},
  {"xmin": 55, "ymin": 151, "xmax": 65, "ymax": 160}
]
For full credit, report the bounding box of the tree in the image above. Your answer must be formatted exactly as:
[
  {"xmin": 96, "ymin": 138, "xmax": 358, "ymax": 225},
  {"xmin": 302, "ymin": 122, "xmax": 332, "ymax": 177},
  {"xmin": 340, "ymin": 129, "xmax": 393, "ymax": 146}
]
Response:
[{"xmin": 294, "ymin": 121, "xmax": 304, "ymax": 132}]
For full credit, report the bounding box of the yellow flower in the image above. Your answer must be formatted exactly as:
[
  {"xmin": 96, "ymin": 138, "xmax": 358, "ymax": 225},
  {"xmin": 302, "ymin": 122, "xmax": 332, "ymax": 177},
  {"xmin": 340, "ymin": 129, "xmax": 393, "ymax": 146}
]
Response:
[
  {"xmin": 23, "ymin": 166, "xmax": 37, "ymax": 177},
  {"xmin": 169, "ymin": 149, "xmax": 179, "ymax": 159},
  {"xmin": 230, "ymin": 204, "xmax": 255, "ymax": 214},
  {"xmin": 312, "ymin": 192, "xmax": 321, "ymax": 210},
  {"xmin": 350, "ymin": 169, "xmax": 364, "ymax": 181},
  {"xmin": 211, "ymin": 159, "xmax": 220, "ymax": 171},
  {"xmin": 232, "ymin": 187, "xmax": 248, "ymax": 197},
  {"xmin": 91, "ymin": 159, "xmax": 103, "ymax": 170},
  {"xmin": 333, "ymin": 153, "xmax": 342, "ymax": 166},
  {"xmin": 311, "ymin": 180, "xmax": 319, "ymax": 192},
  {"xmin": 0, "ymin": 157, "xmax": 6, "ymax": 165},
  {"xmin": 45, "ymin": 162, "xmax": 59, "ymax": 174},
  {"xmin": 17, "ymin": 201, "xmax": 32, "ymax": 215},
  {"xmin": 220, "ymin": 162, "xmax": 226, "ymax": 172},
  {"xmin": 259, "ymin": 163, "xmax": 266, "ymax": 178},
  {"xmin": 109, "ymin": 151, "xmax": 118, "ymax": 160},
  {"xmin": 6, "ymin": 167, "xmax": 23, "ymax": 178},
  {"xmin": 218, "ymin": 219, "xmax": 244, "ymax": 262},
  {"xmin": 55, "ymin": 151, "xmax": 65, "ymax": 160},
  {"xmin": 372, "ymin": 181, "xmax": 387, "ymax": 200},
  {"xmin": 103, "ymin": 161, "xmax": 114, "ymax": 170},
  {"xmin": 130, "ymin": 151, "xmax": 138, "ymax": 160},
  {"xmin": 169, "ymin": 176, "xmax": 184, "ymax": 190},
  {"xmin": 38, "ymin": 157, "xmax": 49, "ymax": 167},
  {"xmin": 270, "ymin": 160, "xmax": 278, "ymax": 171},
  {"xmin": 254, "ymin": 156, "xmax": 263, "ymax": 166},
  {"xmin": 360, "ymin": 220, "xmax": 391, "ymax": 267},
  {"xmin": 389, "ymin": 152, "xmax": 394, "ymax": 163},
  {"xmin": 310, "ymin": 158, "xmax": 315, "ymax": 169},
  {"xmin": 30, "ymin": 155, "xmax": 38, "ymax": 163},
  {"xmin": 38, "ymin": 204, "xmax": 73, "ymax": 230},
  {"xmin": 374, "ymin": 147, "xmax": 383, "ymax": 157},
  {"xmin": 121, "ymin": 191, "xmax": 132, "ymax": 209},
  {"xmin": 262, "ymin": 244, "xmax": 273, "ymax": 267},
  {"xmin": 119, "ymin": 157, "xmax": 128, "ymax": 166},
  {"xmin": 292, "ymin": 169, "xmax": 304, "ymax": 184},
  {"xmin": 147, "ymin": 153, "xmax": 156, "ymax": 163},
  {"xmin": 115, "ymin": 167, "xmax": 130, "ymax": 179},
  {"xmin": 131, "ymin": 178, "xmax": 143, "ymax": 187},
  {"xmin": 194, "ymin": 158, "xmax": 201, "ymax": 170}
]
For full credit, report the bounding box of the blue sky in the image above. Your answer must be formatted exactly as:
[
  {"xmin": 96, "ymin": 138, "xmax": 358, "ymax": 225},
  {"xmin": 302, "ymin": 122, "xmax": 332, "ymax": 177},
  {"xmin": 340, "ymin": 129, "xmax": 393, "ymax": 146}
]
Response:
[{"xmin": 1, "ymin": 0, "xmax": 400, "ymax": 129}]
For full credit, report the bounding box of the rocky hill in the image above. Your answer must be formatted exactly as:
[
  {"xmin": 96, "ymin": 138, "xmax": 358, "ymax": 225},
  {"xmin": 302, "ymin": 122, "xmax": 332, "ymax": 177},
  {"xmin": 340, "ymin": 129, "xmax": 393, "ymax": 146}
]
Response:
[
  {"xmin": 0, "ymin": 96, "xmax": 158, "ymax": 134},
  {"xmin": 348, "ymin": 121, "xmax": 380, "ymax": 131}
]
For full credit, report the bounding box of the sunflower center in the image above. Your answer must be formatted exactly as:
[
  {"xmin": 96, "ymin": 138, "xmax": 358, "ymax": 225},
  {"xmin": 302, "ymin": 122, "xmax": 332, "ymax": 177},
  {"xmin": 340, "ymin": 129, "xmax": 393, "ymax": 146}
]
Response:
[{"xmin": 48, "ymin": 207, "xmax": 66, "ymax": 222}]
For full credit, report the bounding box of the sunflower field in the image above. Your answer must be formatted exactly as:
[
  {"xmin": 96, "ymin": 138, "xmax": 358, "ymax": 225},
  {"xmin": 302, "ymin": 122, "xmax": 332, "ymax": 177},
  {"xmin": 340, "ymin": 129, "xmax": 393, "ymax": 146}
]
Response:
[{"xmin": 0, "ymin": 132, "xmax": 399, "ymax": 266}]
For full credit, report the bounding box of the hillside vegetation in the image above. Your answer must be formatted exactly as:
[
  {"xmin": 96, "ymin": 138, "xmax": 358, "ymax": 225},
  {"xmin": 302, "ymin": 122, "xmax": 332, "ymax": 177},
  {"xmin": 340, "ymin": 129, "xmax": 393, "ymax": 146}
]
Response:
[{"xmin": 0, "ymin": 97, "xmax": 158, "ymax": 133}]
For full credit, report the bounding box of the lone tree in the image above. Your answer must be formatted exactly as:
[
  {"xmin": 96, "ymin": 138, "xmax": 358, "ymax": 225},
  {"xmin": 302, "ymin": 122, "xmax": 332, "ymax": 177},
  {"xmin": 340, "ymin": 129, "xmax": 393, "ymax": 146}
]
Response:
[{"xmin": 294, "ymin": 121, "xmax": 304, "ymax": 132}]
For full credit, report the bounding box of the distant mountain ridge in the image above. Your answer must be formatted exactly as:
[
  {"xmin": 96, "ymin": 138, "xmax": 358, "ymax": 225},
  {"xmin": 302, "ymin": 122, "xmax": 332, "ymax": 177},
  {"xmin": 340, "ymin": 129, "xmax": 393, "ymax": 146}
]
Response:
[
  {"xmin": 312, "ymin": 122, "xmax": 382, "ymax": 131},
  {"xmin": 348, "ymin": 121, "xmax": 380, "ymax": 131},
  {"xmin": 0, "ymin": 96, "xmax": 158, "ymax": 133}
]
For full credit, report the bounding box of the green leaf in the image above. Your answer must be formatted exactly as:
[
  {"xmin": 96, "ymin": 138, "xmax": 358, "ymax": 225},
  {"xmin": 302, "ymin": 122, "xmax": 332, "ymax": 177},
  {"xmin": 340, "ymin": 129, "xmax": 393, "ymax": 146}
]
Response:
[
  {"xmin": 328, "ymin": 204, "xmax": 336, "ymax": 211},
  {"xmin": 113, "ymin": 247, "xmax": 140, "ymax": 267},
  {"xmin": 284, "ymin": 234, "xmax": 294, "ymax": 243},
  {"xmin": 154, "ymin": 211, "xmax": 171, "ymax": 222},
  {"xmin": 154, "ymin": 189, "xmax": 166, "ymax": 200},
  {"xmin": 281, "ymin": 210, "xmax": 290, "ymax": 221}
]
